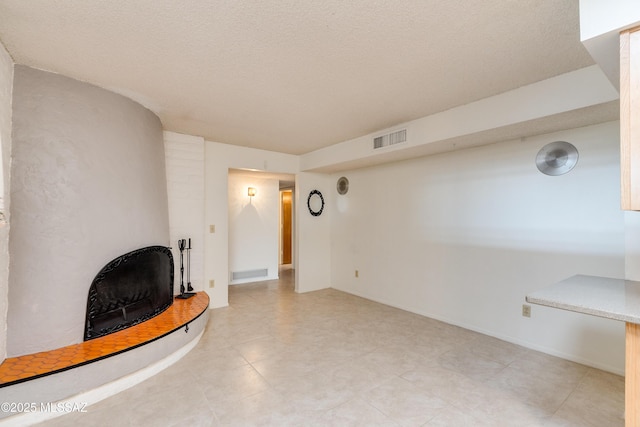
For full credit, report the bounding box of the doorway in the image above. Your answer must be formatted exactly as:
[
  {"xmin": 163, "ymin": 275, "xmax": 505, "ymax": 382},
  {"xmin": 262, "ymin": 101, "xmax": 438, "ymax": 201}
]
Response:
[
  {"xmin": 281, "ymin": 190, "xmax": 293, "ymax": 265},
  {"xmin": 227, "ymin": 169, "xmax": 295, "ymax": 285}
]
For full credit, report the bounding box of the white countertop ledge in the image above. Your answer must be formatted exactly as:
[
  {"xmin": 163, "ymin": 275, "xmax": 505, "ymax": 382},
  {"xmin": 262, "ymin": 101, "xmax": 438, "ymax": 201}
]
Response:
[{"xmin": 526, "ymin": 275, "xmax": 640, "ymax": 324}]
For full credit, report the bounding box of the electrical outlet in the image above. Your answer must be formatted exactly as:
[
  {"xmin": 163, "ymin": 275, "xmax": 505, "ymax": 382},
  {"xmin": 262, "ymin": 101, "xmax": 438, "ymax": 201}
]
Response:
[
  {"xmin": 522, "ymin": 304, "xmax": 531, "ymax": 318},
  {"xmin": 209, "ymin": 280, "xmax": 215, "ymax": 288},
  {"xmin": 355, "ymin": 270, "xmax": 359, "ymax": 278}
]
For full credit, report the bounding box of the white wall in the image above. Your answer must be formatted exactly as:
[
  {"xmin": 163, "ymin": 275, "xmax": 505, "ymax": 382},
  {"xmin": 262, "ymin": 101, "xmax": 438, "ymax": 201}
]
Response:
[
  {"xmin": 164, "ymin": 132, "xmax": 205, "ymax": 294},
  {"xmin": 228, "ymin": 173, "xmax": 279, "ymax": 284},
  {"xmin": 579, "ymin": 0, "xmax": 640, "ymax": 41},
  {"xmin": 203, "ymin": 140, "xmax": 299, "ymax": 307},
  {"xmin": 0, "ymin": 40, "xmax": 13, "ymax": 363},
  {"xmin": 296, "ymin": 172, "xmax": 332, "ymax": 293},
  {"xmin": 625, "ymin": 212, "xmax": 640, "ymax": 280},
  {"xmin": 330, "ymin": 122, "xmax": 626, "ymax": 374},
  {"xmin": 8, "ymin": 66, "xmax": 169, "ymax": 356}
]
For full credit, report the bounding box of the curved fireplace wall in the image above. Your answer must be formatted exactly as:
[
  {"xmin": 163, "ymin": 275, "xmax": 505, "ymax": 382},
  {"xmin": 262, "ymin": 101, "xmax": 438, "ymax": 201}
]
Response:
[{"xmin": 7, "ymin": 65, "xmax": 170, "ymax": 356}]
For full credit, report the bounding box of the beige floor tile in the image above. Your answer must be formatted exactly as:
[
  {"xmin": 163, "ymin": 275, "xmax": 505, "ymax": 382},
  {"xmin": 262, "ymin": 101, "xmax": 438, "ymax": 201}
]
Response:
[
  {"xmin": 126, "ymin": 382, "xmax": 214, "ymax": 427},
  {"xmin": 274, "ymin": 359, "xmax": 396, "ymax": 412},
  {"xmin": 423, "ymin": 405, "xmax": 495, "ymax": 427},
  {"xmin": 32, "ymin": 266, "xmax": 624, "ymax": 427},
  {"xmin": 548, "ymin": 388, "xmax": 624, "ymax": 427},
  {"xmin": 400, "ymin": 364, "xmax": 485, "ymax": 406},
  {"xmin": 453, "ymin": 387, "xmax": 551, "ymax": 426},
  {"xmin": 363, "ymin": 376, "xmax": 449, "ymax": 426},
  {"xmin": 508, "ymin": 351, "xmax": 589, "ymax": 388},
  {"xmin": 485, "ymin": 365, "xmax": 575, "ymax": 414},
  {"xmin": 467, "ymin": 334, "xmax": 529, "ymax": 366},
  {"xmin": 437, "ymin": 347, "xmax": 507, "ymax": 382},
  {"xmin": 183, "ymin": 341, "xmax": 250, "ymax": 370},
  {"xmin": 320, "ymin": 398, "xmax": 398, "ymax": 426},
  {"xmin": 579, "ymin": 367, "xmax": 625, "ymax": 396},
  {"xmin": 214, "ymin": 389, "xmax": 323, "ymax": 426},
  {"xmin": 361, "ymin": 344, "xmax": 438, "ymax": 376},
  {"xmin": 231, "ymin": 335, "xmax": 291, "ymax": 363},
  {"xmin": 547, "ymin": 368, "xmax": 624, "ymax": 426},
  {"xmin": 198, "ymin": 364, "xmax": 271, "ymax": 411}
]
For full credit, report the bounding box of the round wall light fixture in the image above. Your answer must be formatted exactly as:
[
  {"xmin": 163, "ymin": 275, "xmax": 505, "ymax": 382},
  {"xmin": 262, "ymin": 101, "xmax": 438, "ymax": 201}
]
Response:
[
  {"xmin": 535, "ymin": 141, "xmax": 579, "ymax": 176},
  {"xmin": 337, "ymin": 177, "xmax": 349, "ymax": 195}
]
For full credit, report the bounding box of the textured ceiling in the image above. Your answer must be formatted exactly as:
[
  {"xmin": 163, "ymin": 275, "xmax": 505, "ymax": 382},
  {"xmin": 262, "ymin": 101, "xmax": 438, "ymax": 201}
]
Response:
[{"xmin": 0, "ymin": 0, "xmax": 597, "ymax": 155}]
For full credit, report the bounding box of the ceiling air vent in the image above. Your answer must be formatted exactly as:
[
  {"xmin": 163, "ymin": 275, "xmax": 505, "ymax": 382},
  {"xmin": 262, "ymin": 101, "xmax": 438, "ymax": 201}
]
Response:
[{"xmin": 373, "ymin": 129, "xmax": 407, "ymax": 150}]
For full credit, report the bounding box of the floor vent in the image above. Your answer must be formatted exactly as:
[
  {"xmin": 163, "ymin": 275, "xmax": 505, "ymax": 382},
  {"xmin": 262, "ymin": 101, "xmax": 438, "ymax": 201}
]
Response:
[
  {"xmin": 373, "ymin": 129, "xmax": 407, "ymax": 150},
  {"xmin": 231, "ymin": 268, "xmax": 268, "ymax": 281}
]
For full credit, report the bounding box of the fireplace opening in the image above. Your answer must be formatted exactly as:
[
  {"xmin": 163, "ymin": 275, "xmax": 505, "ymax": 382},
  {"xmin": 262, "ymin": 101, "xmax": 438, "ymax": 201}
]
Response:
[{"xmin": 84, "ymin": 246, "xmax": 174, "ymax": 341}]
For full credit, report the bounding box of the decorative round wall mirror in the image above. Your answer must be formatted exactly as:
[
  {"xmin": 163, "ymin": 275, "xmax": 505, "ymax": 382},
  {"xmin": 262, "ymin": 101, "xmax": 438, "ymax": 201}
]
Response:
[
  {"xmin": 535, "ymin": 141, "xmax": 579, "ymax": 176},
  {"xmin": 307, "ymin": 190, "xmax": 324, "ymax": 216},
  {"xmin": 337, "ymin": 177, "xmax": 349, "ymax": 195}
]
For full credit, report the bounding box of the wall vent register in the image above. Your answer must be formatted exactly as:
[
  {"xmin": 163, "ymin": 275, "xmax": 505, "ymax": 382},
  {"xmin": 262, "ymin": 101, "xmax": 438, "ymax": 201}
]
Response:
[
  {"xmin": 373, "ymin": 129, "xmax": 407, "ymax": 149},
  {"xmin": 231, "ymin": 268, "xmax": 268, "ymax": 281}
]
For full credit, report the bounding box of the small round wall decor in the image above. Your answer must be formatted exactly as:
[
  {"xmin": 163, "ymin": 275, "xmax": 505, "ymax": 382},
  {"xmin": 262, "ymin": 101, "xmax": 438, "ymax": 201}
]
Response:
[
  {"xmin": 336, "ymin": 177, "xmax": 349, "ymax": 195},
  {"xmin": 307, "ymin": 190, "xmax": 324, "ymax": 216}
]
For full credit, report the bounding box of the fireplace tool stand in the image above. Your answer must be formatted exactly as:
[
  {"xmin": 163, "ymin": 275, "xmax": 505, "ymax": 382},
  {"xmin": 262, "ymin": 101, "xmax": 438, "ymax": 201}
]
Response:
[{"xmin": 176, "ymin": 238, "xmax": 196, "ymax": 299}]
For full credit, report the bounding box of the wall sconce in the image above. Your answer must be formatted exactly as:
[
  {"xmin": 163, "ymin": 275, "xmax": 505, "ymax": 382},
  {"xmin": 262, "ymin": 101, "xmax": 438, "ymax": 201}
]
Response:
[{"xmin": 248, "ymin": 187, "xmax": 257, "ymax": 203}]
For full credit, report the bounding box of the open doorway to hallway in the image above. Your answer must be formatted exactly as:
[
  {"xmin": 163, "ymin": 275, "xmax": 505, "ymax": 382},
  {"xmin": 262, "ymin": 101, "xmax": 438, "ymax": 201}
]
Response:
[{"xmin": 227, "ymin": 169, "xmax": 295, "ymax": 286}]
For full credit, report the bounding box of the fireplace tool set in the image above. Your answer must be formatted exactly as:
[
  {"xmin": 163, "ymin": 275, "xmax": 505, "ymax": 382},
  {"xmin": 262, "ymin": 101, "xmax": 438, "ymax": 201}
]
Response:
[{"xmin": 176, "ymin": 238, "xmax": 196, "ymax": 299}]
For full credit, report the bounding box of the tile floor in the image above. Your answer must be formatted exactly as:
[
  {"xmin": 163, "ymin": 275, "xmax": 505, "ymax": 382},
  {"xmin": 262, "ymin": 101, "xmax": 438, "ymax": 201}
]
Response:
[{"xmin": 38, "ymin": 267, "xmax": 624, "ymax": 426}]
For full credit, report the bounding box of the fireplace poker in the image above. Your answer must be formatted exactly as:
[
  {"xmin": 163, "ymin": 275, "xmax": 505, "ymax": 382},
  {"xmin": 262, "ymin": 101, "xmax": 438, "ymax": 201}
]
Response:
[
  {"xmin": 187, "ymin": 238, "xmax": 193, "ymax": 292},
  {"xmin": 178, "ymin": 239, "xmax": 186, "ymax": 295},
  {"xmin": 175, "ymin": 238, "xmax": 195, "ymax": 299}
]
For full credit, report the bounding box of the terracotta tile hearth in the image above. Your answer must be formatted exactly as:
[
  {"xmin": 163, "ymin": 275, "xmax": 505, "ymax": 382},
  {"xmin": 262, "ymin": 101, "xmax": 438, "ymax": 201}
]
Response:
[{"xmin": 0, "ymin": 292, "xmax": 209, "ymax": 387}]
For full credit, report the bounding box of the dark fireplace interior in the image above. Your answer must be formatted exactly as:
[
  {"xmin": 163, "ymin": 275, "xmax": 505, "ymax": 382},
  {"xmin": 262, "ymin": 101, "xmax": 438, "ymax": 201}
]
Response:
[{"xmin": 84, "ymin": 246, "xmax": 174, "ymax": 340}]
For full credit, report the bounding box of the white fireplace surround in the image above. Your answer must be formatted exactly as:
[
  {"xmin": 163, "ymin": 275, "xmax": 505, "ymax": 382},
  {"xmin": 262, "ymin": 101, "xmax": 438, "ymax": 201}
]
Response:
[{"xmin": 0, "ymin": 311, "xmax": 208, "ymax": 426}]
